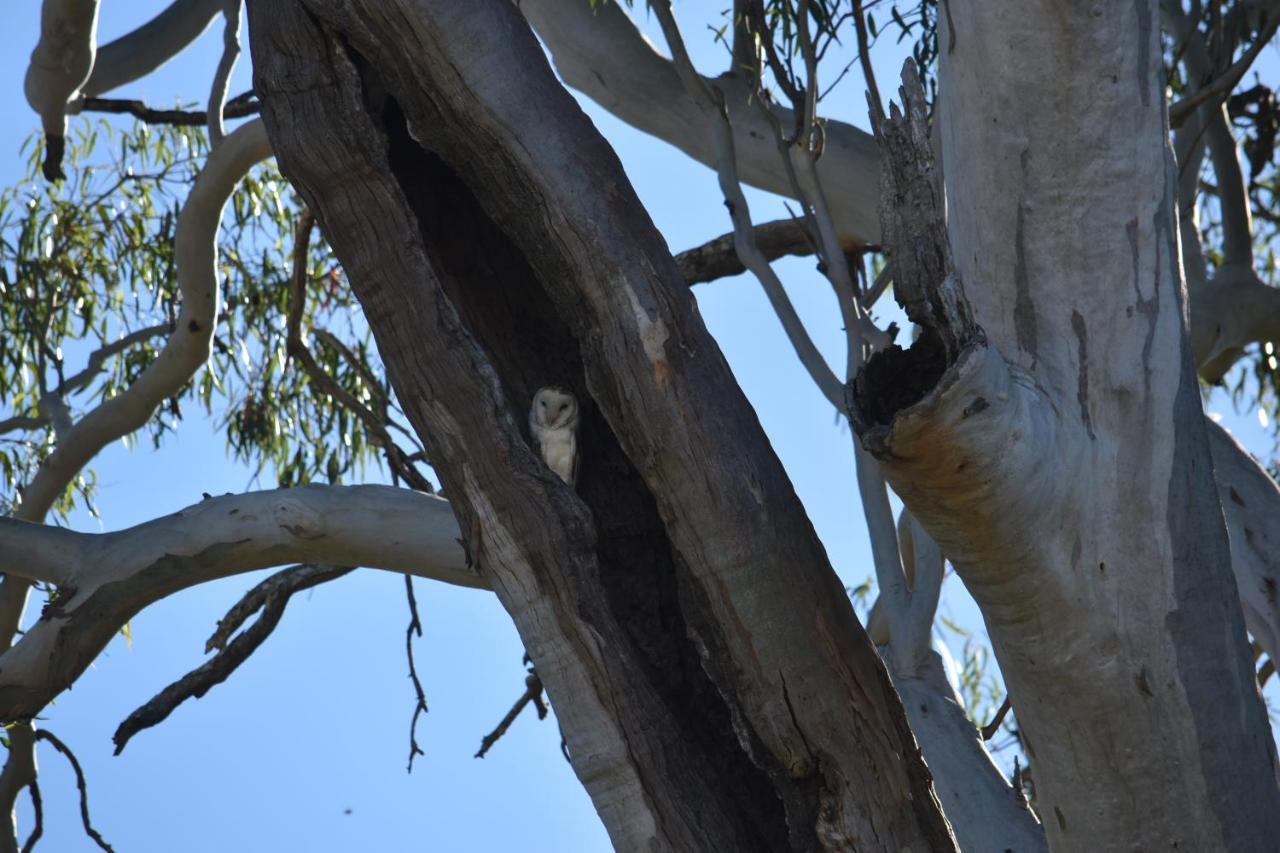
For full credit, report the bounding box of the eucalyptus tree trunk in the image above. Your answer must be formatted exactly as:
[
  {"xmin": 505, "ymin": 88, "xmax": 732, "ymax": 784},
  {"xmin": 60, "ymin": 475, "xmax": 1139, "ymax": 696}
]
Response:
[
  {"xmin": 851, "ymin": 3, "xmax": 1280, "ymax": 850},
  {"xmin": 246, "ymin": 0, "xmax": 956, "ymax": 850}
]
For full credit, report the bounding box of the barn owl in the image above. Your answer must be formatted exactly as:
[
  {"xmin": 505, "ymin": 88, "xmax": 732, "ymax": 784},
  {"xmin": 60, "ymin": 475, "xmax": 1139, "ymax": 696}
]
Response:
[{"xmin": 529, "ymin": 386, "xmax": 579, "ymax": 486}]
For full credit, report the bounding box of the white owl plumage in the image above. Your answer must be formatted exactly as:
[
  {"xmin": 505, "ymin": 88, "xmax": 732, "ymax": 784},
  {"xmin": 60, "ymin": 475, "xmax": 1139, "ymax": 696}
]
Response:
[{"xmin": 529, "ymin": 386, "xmax": 579, "ymax": 486}]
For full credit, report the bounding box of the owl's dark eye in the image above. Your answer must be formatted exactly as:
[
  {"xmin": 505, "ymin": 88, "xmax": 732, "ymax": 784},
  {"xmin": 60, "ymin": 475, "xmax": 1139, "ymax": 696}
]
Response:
[
  {"xmin": 540, "ymin": 400, "xmax": 546, "ymax": 407},
  {"xmin": 559, "ymin": 404, "xmax": 567, "ymax": 412}
]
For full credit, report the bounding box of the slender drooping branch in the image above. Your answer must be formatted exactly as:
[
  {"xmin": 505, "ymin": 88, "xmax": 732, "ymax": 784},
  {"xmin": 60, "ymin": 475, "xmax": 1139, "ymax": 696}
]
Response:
[
  {"xmin": 30, "ymin": 731, "xmax": 112, "ymax": 852},
  {"xmin": 892, "ymin": 509, "xmax": 945, "ymax": 674},
  {"xmin": 284, "ymin": 211, "xmax": 434, "ymax": 492},
  {"xmin": 56, "ymin": 323, "xmax": 175, "ymax": 397},
  {"xmin": 403, "ymin": 576, "xmax": 430, "ymax": 773},
  {"xmin": 208, "ymin": 0, "xmax": 243, "ymax": 146},
  {"xmin": 0, "ymin": 120, "xmax": 272, "ymax": 651},
  {"xmin": 0, "ymin": 724, "xmax": 36, "ymax": 853},
  {"xmin": 114, "ymin": 562, "xmax": 352, "ymax": 754},
  {"xmin": 19, "ymin": 777, "xmax": 41, "ymax": 853},
  {"xmin": 651, "ymin": 0, "xmax": 844, "ymax": 408}
]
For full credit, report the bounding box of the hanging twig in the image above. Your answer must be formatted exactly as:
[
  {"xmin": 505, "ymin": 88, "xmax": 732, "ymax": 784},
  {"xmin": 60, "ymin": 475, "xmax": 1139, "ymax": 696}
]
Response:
[
  {"xmin": 404, "ymin": 575, "xmax": 430, "ymax": 773},
  {"xmin": 32, "ymin": 730, "xmax": 113, "ymax": 852}
]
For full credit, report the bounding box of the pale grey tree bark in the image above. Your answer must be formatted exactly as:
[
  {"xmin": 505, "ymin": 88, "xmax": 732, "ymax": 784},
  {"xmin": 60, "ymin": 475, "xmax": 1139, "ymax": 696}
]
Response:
[
  {"xmin": 7, "ymin": 1, "xmax": 1280, "ymax": 851},
  {"xmin": 850, "ymin": 3, "xmax": 1280, "ymax": 849}
]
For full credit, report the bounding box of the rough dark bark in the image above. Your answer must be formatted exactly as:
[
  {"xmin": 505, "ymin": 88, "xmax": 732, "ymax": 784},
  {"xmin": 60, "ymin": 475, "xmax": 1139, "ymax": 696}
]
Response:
[{"xmin": 247, "ymin": 1, "xmax": 956, "ymax": 849}]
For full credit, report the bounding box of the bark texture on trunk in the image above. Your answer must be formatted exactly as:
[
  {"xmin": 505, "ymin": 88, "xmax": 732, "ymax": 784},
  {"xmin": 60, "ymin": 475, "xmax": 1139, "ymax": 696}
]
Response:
[
  {"xmin": 247, "ymin": 1, "xmax": 956, "ymax": 849},
  {"xmin": 852, "ymin": 5, "xmax": 1280, "ymax": 850}
]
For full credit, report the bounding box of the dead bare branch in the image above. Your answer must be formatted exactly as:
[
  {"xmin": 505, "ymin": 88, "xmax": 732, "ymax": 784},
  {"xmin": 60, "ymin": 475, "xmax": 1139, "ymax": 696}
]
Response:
[
  {"xmin": 19, "ymin": 776, "xmax": 42, "ymax": 853},
  {"xmin": 32, "ymin": 730, "xmax": 112, "ymax": 852},
  {"xmin": 475, "ymin": 667, "xmax": 547, "ymax": 759},
  {"xmin": 1169, "ymin": 10, "xmax": 1280, "ymax": 128},
  {"xmin": 206, "ymin": 562, "xmax": 352, "ymax": 652},
  {"xmin": 404, "ymin": 575, "xmax": 430, "ymax": 773},
  {"xmin": 285, "ymin": 211, "xmax": 435, "ymax": 492},
  {"xmin": 981, "ymin": 696, "xmax": 1013, "ymax": 741},
  {"xmin": 80, "ymin": 90, "xmax": 260, "ymax": 127},
  {"xmin": 115, "ymin": 563, "xmax": 352, "ymax": 754},
  {"xmin": 674, "ymin": 218, "xmax": 836, "ymax": 284}
]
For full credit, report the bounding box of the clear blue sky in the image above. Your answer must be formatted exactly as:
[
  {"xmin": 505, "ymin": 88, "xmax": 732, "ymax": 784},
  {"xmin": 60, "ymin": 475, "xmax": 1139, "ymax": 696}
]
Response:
[{"xmin": 2, "ymin": 4, "xmax": 1276, "ymax": 852}]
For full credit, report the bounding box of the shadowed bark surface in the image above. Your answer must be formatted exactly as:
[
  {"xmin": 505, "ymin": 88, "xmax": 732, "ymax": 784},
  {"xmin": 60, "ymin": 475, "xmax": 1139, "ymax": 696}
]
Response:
[{"xmin": 247, "ymin": 0, "xmax": 956, "ymax": 849}]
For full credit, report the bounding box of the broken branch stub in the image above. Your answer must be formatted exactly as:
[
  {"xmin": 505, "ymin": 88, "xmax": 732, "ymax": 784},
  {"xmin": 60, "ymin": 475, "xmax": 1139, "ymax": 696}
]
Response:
[{"xmin": 852, "ymin": 61, "xmax": 979, "ymax": 431}]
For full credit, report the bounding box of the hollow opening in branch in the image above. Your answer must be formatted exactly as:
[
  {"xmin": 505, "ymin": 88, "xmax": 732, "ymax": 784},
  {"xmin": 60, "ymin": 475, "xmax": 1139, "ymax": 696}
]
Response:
[{"xmin": 352, "ymin": 58, "xmax": 797, "ymax": 844}]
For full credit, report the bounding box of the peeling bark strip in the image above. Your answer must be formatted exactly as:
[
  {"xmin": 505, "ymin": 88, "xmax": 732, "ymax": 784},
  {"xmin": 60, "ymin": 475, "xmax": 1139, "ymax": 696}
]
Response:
[
  {"xmin": 866, "ymin": 64, "xmax": 976, "ymax": 363},
  {"xmin": 852, "ymin": 63, "xmax": 979, "ymax": 435},
  {"xmin": 856, "ymin": 3, "xmax": 1280, "ymax": 850},
  {"xmin": 247, "ymin": 1, "xmax": 955, "ymax": 850}
]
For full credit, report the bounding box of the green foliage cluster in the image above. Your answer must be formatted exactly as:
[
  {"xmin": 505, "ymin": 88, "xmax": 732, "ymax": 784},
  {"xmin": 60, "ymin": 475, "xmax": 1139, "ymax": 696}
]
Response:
[{"xmin": 0, "ymin": 117, "xmax": 428, "ymax": 521}]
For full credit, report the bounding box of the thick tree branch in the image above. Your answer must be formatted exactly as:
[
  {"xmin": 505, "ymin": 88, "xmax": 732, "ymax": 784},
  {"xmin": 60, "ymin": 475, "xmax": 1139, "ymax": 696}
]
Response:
[
  {"xmin": 674, "ymin": 218, "xmax": 823, "ymax": 284},
  {"xmin": 1208, "ymin": 420, "xmax": 1280, "ymax": 665},
  {"xmin": 251, "ymin": 0, "xmax": 954, "ymax": 846},
  {"xmin": 519, "ymin": 0, "xmax": 882, "ymax": 245},
  {"xmin": 0, "ymin": 485, "xmax": 477, "ymax": 722},
  {"xmin": 81, "ymin": 0, "xmax": 223, "ymax": 97},
  {"xmin": 526, "ymin": 0, "xmax": 1266, "ymax": 389},
  {"xmin": 877, "ymin": 2, "xmax": 1280, "ymax": 844},
  {"xmin": 24, "ymin": 0, "xmax": 101, "ymax": 180},
  {"xmin": 0, "ymin": 417, "xmax": 46, "ymax": 438}
]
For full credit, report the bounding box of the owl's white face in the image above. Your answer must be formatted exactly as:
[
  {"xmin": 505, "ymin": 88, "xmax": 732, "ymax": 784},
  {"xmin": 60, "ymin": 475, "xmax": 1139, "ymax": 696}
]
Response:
[{"xmin": 532, "ymin": 386, "xmax": 579, "ymax": 430}]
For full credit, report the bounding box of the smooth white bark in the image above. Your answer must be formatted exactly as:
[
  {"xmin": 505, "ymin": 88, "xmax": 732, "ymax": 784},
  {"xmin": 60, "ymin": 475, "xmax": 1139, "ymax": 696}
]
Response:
[
  {"xmin": 893, "ymin": 654, "xmax": 1045, "ymax": 853},
  {"xmin": 1209, "ymin": 421, "xmax": 1280, "ymax": 663},
  {"xmin": 82, "ymin": 0, "xmax": 223, "ymax": 97},
  {"xmin": 24, "ymin": 0, "xmax": 100, "ymax": 137},
  {"xmin": 895, "ymin": 2, "xmax": 1280, "ymax": 846},
  {"xmin": 519, "ymin": 0, "xmax": 881, "ymax": 246},
  {"xmin": 0, "ymin": 120, "xmax": 272, "ymax": 642},
  {"xmin": 0, "ymin": 485, "xmax": 477, "ymax": 720}
]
